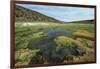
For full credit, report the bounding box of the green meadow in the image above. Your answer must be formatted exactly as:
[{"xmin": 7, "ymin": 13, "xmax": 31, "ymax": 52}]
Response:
[{"xmin": 15, "ymin": 22, "xmax": 95, "ymax": 66}]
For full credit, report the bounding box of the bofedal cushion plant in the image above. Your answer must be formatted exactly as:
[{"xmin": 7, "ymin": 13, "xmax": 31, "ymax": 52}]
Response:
[
  {"xmin": 73, "ymin": 30, "xmax": 94, "ymax": 41},
  {"xmin": 15, "ymin": 49, "xmax": 40, "ymax": 66},
  {"xmin": 54, "ymin": 36, "xmax": 86, "ymax": 61}
]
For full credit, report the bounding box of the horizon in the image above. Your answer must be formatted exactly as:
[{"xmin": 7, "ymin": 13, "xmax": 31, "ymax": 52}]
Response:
[{"xmin": 16, "ymin": 3, "xmax": 94, "ymax": 22}]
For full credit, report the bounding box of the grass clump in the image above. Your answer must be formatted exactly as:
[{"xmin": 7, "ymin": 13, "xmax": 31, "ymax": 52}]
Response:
[
  {"xmin": 73, "ymin": 30, "xmax": 94, "ymax": 41},
  {"xmin": 54, "ymin": 36, "xmax": 86, "ymax": 56},
  {"xmin": 15, "ymin": 49, "xmax": 40, "ymax": 66},
  {"xmin": 54, "ymin": 36, "xmax": 86, "ymax": 51}
]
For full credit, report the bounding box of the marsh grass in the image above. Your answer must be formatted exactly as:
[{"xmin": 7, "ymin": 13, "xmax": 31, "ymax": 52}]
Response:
[
  {"xmin": 73, "ymin": 30, "xmax": 94, "ymax": 40},
  {"xmin": 15, "ymin": 23, "xmax": 95, "ymax": 66}
]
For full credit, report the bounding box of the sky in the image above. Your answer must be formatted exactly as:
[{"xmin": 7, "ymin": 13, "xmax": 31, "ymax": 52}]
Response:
[{"xmin": 16, "ymin": 4, "xmax": 94, "ymax": 22}]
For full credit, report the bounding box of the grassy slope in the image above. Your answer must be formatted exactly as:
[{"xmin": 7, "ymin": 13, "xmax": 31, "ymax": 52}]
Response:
[{"xmin": 15, "ymin": 5, "xmax": 61, "ymax": 23}]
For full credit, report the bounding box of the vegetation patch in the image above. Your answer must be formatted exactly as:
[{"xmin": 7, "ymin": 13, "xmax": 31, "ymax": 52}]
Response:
[{"xmin": 73, "ymin": 30, "xmax": 94, "ymax": 40}]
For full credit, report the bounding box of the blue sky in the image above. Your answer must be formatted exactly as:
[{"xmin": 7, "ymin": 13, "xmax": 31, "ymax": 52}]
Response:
[{"xmin": 16, "ymin": 4, "xmax": 94, "ymax": 22}]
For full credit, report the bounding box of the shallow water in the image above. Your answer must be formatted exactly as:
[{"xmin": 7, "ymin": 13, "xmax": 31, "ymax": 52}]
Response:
[
  {"xmin": 28, "ymin": 28, "xmax": 72, "ymax": 49},
  {"xmin": 42, "ymin": 28, "xmax": 72, "ymax": 37}
]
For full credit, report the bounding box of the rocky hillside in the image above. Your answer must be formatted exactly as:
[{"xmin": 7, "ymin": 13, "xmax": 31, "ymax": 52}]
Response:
[{"xmin": 15, "ymin": 5, "xmax": 60, "ymax": 23}]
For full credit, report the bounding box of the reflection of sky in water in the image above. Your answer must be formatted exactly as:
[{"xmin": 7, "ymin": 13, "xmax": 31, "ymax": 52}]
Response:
[
  {"xmin": 16, "ymin": 4, "xmax": 94, "ymax": 22},
  {"xmin": 42, "ymin": 28, "xmax": 72, "ymax": 37}
]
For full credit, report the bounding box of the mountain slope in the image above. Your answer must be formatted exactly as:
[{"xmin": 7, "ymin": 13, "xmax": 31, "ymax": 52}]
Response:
[
  {"xmin": 70, "ymin": 20, "xmax": 94, "ymax": 24},
  {"xmin": 15, "ymin": 5, "xmax": 60, "ymax": 22}
]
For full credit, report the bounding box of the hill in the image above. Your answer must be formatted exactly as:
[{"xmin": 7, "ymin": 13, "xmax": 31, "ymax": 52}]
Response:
[
  {"xmin": 15, "ymin": 5, "xmax": 60, "ymax": 23},
  {"xmin": 69, "ymin": 20, "xmax": 94, "ymax": 24}
]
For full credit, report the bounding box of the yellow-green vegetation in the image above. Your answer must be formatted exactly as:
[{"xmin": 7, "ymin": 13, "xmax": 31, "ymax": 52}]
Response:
[
  {"xmin": 30, "ymin": 32, "xmax": 47, "ymax": 42},
  {"xmin": 54, "ymin": 36, "xmax": 82, "ymax": 51},
  {"xmin": 15, "ymin": 5, "xmax": 95, "ymax": 66},
  {"xmin": 54, "ymin": 36, "xmax": 92, "ymax": 52},
  {"xmin": 15, "ymin": 49, "xmax": 40, "ymax": 66},
  {"xmin": 15, "ymin": 23, "xmax": 95, "ymax": 66},
  {"xmin": 73, "ymin": 30, "xmax": 94, "ymax": 40}
]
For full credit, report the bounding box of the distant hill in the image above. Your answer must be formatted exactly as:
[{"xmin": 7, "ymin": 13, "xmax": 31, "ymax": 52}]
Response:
[
  {"xmin": 69, "ymin": 20, "xmax": 94, "ymax": 24},
  {"xmin": 15, "ymin": 5, "xmax": 61, "ymax": 23}
]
